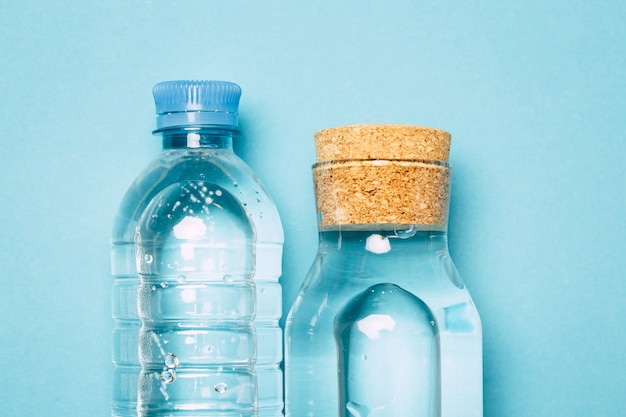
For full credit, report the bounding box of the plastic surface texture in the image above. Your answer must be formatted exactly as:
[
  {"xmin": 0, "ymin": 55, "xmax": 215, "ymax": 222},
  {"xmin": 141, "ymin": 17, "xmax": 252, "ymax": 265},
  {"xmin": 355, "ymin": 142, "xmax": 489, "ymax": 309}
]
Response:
[
  {"xmin": 152, "ymin": 80, "xmax": 242, "ymax": 131},
  {"xmin": 111, "ymin": 81, "xmax": 284, "ymax": 417}
]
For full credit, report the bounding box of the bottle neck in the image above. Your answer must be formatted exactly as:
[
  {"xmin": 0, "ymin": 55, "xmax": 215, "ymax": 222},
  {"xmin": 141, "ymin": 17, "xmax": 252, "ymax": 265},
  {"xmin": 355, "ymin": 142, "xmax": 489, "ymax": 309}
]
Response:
[
  {"xmin": 158, "ymin": 127, "xmax": 236, "ymax": 150},
  {"xmin": 318, "ymin": 228, "xmax": 449, "ymax": 254}
]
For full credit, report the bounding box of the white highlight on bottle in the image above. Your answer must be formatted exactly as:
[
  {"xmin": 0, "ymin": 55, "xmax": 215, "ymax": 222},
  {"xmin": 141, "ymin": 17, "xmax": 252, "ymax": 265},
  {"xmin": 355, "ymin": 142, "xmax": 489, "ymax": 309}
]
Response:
[
  {"xmin": 356, "ymin": 314, "xmax": 396, "ymax": 339},
  {"xmin": 187, "ymin": 133, "xmax": 201, "ymax": 148},
  {"xmin": 365, "ymin": 234, "xmax": 391, "ymax": 254},
  {"xmin": 174, "ymin": 216, "xmax": 207, "ymax": 240}
]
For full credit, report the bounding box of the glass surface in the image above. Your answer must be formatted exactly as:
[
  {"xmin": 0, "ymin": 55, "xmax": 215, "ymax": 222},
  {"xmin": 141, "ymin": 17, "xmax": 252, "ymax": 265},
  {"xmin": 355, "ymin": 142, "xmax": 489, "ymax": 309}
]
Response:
[{"xmin": 285, "ymin": 230, "xmax": 482, "ymax": 417}]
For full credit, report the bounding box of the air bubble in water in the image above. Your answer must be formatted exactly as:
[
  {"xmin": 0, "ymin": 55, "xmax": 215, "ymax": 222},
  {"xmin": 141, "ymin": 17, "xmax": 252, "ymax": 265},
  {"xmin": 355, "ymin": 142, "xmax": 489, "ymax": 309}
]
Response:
[
  {"xmin": 144, "ymin": 254, "xmax": 153, "ymax": 264},
  {"xmin": 207, "ymin": 345, "xmax": 215, "ymax": 353},
  {"xmin": 161, "ymin": 370, "xmax": 176, "ymax": 383},
  {"xmin": 223, "ymin": 274, "xmax": 234, "ymax": 283},
  {"xmin": 214, "ymin": 382, "xmax": 227, "ymax": 393},
  {"xmin": 151, "ymin": 285, "xmax": 157, "ymax": 291},
  {"xmin": 215, "ymin": 190, "xmax": 222, "ymax": 196},
  {"xmin": 177, "ymin": 275, "xmax": 187, "ymax": 283},
  {"xmin": 160, "ymin": 281, "xmax": 169, "ymax": 289},
  {"xmin": 164, "ymin": 353, "xmax": 179, "ymax": 368},
  {"xmin": 394, "ymin": 224, "xmax": 417, "ymax": 239}
]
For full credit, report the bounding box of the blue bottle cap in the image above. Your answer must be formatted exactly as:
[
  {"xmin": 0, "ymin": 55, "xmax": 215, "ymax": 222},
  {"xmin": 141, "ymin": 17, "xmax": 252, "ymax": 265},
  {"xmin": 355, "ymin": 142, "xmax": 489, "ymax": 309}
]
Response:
[{"xmin": 152, "ymin": 80, "xmax": 242, "ymax": 131}]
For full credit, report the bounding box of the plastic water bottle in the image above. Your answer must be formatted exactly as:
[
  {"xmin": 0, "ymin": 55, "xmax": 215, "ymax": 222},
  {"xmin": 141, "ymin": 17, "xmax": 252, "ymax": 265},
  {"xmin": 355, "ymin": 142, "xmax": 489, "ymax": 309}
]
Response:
[
  {"xmin": 111, "ymin": 80, "xmax": 284, "ymax": 417},
  {"xmin": 285, "ymin": 124, "xmax": 482, "ymax": 417}
]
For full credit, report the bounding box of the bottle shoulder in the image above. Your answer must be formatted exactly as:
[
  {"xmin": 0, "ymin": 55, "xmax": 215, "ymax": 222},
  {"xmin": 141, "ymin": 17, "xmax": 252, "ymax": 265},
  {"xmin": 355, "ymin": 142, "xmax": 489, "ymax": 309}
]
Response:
[
  {"xmin": 288, "ymin": 234, "xmax": 477, "ymax": 325},
  {"xmin": 112, "ymin": 149, "xmax": 283, "ymax": 243}
]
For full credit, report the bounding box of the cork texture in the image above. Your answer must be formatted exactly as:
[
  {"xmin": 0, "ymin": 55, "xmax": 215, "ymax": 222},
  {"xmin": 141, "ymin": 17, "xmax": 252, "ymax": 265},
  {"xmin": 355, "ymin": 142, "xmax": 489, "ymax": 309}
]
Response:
[
  {"xmin": 313, "ymin": 124, "xmax": 452, "ymax": 229},
  {"xmin": 314, "ymin": 124, "xmax": 451, "ymax": 162}
]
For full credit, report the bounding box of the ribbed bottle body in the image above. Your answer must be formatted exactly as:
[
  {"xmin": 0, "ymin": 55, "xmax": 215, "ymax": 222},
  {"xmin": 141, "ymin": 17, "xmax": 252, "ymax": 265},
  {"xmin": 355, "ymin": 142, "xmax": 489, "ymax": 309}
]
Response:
[
  {"xmin": 253, "ymin": 240, "xmax": 284, "ymax": 417},
  {"xmin": 112, "ymin": 142, "xmax": 283, "ymax": 416},
  {"xmin": 284, "ymin": 230, "xmax": 482, "ymax": 417}
]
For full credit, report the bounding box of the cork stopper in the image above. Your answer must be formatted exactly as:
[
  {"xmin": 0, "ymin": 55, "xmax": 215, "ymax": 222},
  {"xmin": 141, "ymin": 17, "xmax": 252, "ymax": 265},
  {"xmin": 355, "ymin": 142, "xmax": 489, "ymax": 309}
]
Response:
[
  {"xmin": 313, "ymin": 124, "xmax": 452, "ymax": 230},
  {"xmin": 314, "ymin": 124, "xmax": 451, "ymax": 162}
]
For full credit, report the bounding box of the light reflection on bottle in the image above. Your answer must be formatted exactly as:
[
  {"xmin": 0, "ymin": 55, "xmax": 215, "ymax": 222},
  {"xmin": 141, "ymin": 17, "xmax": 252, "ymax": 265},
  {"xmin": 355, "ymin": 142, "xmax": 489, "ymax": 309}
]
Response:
[{"xmin": 334, "ymin": 283, "xmax": 440, "ymax": 417}]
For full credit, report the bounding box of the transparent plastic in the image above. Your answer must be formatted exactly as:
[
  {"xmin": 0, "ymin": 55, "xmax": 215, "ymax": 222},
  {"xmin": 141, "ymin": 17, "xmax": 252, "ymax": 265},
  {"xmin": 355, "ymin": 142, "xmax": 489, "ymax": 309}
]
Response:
[{"xmin": 111, "ymin": 130, "xmax": 284, "ymax": 417}]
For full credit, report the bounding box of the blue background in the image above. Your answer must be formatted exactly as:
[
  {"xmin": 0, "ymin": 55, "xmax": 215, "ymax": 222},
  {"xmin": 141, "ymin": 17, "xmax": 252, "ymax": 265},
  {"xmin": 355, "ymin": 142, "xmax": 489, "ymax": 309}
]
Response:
[{"xmin": 1, "ymin": 1, "xmax": 625, "ymax": 416}]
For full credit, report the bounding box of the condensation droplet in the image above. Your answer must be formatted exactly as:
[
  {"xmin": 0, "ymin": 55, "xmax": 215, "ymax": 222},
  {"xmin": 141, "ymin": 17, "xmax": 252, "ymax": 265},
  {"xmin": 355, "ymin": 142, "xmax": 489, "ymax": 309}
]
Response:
[
  {"xmin": 161, "ymin": 370, "xmax": 176, "ymax": 383},
  {"xmin": 214, "ymin": 382, "xmax": 227, "ymax": 393},
  {"xmin": 164, "ymin": 353, "xmax": 179, "ymax": 368},
  {"xmin": 144, "ymin": 254, "xmax": 153, "ymax": 264}
]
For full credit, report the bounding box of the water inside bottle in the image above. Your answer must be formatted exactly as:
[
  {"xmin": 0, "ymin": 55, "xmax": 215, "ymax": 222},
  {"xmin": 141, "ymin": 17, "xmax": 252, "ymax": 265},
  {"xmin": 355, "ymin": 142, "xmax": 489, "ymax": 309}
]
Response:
[{"xmin": 334, "ymin": 283, "xmax": 440, "ymax": 417}]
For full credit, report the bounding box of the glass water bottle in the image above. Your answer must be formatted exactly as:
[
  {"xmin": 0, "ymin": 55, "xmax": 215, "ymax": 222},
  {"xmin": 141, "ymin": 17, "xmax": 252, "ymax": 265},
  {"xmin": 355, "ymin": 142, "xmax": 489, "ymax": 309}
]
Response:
[{"xmin": 284, "ymin": 124, "xmax": 482, "ymax": 417}]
